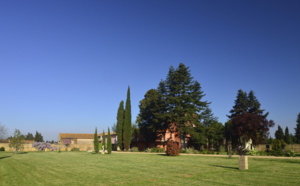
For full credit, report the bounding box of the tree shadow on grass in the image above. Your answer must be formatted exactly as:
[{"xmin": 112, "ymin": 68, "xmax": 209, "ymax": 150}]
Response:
[
  {"xmin": 209, "ymin": 165, "xmax": 238, "ymax": 170},
  {"xmin": 0, "ymin": 156, "xmax": 11, "ymax": 160}
]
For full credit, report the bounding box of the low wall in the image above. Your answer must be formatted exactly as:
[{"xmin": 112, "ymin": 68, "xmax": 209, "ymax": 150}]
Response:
[
  {"xmin": 256, "ymin": 144, "xmax": 300, "ymax": 152},
  {"xmin": 0, "ymin": 143, "xmax": 94, "ymax": 152}
]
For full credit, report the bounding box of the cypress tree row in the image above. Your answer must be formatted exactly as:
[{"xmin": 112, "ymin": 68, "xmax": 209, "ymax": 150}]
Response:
[
  {"xmin": 123, "ymin": 86, "xmax": 132, "ymax": 151},
  {"xmin": 102, "ymin": 130, "xmax": 106, "ymax": 153},
  {"xmin": 295, "ymin": 113, "xmax": 300, "ymax": 143},
  {"xmin": 116, "ymin": 101, "xmax": 124, "ymax": 150},
  {"xmin": 107, "ymin": 127, "xmax": 112, "ymax": 154},
  {"xmin": 94, "ymin": 128, "xmax": 99, "ymax": 153}
]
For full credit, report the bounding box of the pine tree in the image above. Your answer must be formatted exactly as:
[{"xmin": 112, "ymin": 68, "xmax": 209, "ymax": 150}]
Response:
[
  {"xmin": 34, "ymin": 131, "xmax": 44, "ymax": 142},
  {"xmin": 275, "ymin": 125, "xmax": 284, "ymax": 140},
  {"xmin": 116, "ymin": 100, "xmax": 124, "ymax": 150},
  {"xmin": 102, "ymin": 130, "xmax": 106, "ymax": 153},
  {"xmin": 94, "ymin": 128, "xmax": 99, "ymax": 153},
  {"xmin": 123, "ymin": 86, "xmax": 132, "ymax": 151},
  {"xmin": 284, "ymin": 126, "xmax": 291, "ymax": 144},
  {"xmin": 295, "ymin": 113, "xmax": 300, "ymax": 143},
  {"xmin": 159, "ymin": 63, "xmax": 212, "ymax": 149},
  {"xmin": 107, "ymin": 127, "xmax": 112, "ymax": 154},
  {"xmin": 228, "ymin": 89, "xmax": 248, "ymax": 118}
]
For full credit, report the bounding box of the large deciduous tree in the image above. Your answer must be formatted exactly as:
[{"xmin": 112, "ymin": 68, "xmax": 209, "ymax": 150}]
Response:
[
  {"xmin": 228, "ymin": 90, "xmax": 274, "ymax": 147},
  {"xmin": 94, "ymin": 128, "xmax": 99, "ymax": 153},
  {"xmin": 295, "ymin": 113, "xmax": 300, "ymax": 143},
  {"xmin": 9, "ymin": 129, "xmax": 24, "ymax": 153},
  {"xmin": 116, "ymin": 100, "xmax": 124, "ymax": 150},
  {"xmin": 123, "ymin": 86, "xmax": 132, "ymax": 151}
]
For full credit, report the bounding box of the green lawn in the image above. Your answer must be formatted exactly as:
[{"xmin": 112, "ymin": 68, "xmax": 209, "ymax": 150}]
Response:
[{"xmin": 1, "ymin": 152, "xmax": 300, "ymax": 185}]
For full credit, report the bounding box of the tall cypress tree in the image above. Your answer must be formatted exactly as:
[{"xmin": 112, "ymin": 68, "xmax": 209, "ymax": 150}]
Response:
[
  {"xmin": 295, "ymin": 113, "xmax": 300, "ymax": 143},
  {"xmin": 94, "ymin": 128, "xmax": 99, "ymax": 153},
  {"xmin": 123, "ymin": 86, "xmax": 132, "ymax": 151},
  {"xmin": 284, "ymin": 126, "xmax": 291, "ymax": 144},
  {"xmin": 116, "ymin": 101, "xmax": 124, "ymax": 150},
  {"xmin": 107, "ymin": 127, "xmax": 112, "ymax": 154},
  {"xmin": 102, "ymin": 130, "xmax": 106, "ymax": 153}
]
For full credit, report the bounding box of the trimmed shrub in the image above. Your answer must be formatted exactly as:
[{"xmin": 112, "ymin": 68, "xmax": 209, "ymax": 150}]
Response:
[
  {"xmin": 166, "ymin": 140, "xmax": 180, "ymax": 156},
  {"xmin": 0, "ymin": 147, "xmax": 5, "ymax": 151},
  {"xmin": 158, "ymin": 148, "xmax": 165, "ymax": 153},
  {"xmin": 272, "ymin": 139, "xmax": 286, "ymax": 156}
]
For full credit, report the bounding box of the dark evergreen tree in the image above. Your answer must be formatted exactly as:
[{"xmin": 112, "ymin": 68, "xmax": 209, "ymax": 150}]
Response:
[
  {"xmin": 123, "ymin": 86, "xmax": 132, "ymax": 151},
  {"xmin": 284, "ymin": 126, "xmax": 291, "ymax": 144},
  {"xmin": 102, "ymin": 130, "xmax": 106, "ymax": 152},
  {"xmin": 295, "ymin": 113, "xmax": 300, "ymax": 143},
  {"xmin": 34, "ymin": 131, "xmax": 44, "ymax": 142},
  {"xmin": 275, "ymin": 125, "xmax": 284, "ymax": 140},
  {"xmin": 137, "ymin": 89, "xmax": 166, "ymax": 146},
  {"xmin": 25, "ymin": 132, "xmax": 34, "ymax": 140},
  {"xmin": 228, "ymin": 89, "xmax": 248, "ymax": 118},
  {"xmin": 116, "ymin": 100, "xmax": 124, "ymax": 150},
  {"xmin": 228, "ymin": 90, "xmax": 274, "ymax": 146},
  {"xmin": 107, "ymin": 127, "xmax": 112, "ymax": 154},
  {"xmin": 158, "ymin": 63, "xmax": 212, "ymax": 150},
  {"xmin": 94, "ymin": 128, "xmax": 99, "ymax": 153}
]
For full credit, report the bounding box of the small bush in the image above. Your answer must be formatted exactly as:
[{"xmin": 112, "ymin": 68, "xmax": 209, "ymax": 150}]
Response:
[
  {"xmin": 246, "ymin": 148, "xmax": 257, "ymax": 156},
  {"xmin": 0, "ymin": 147, "xmax": 5, "ymax": 151},
  {"xmin": 180, "ymin": 149, "xmax": 186, "ymax": 153},
  {"xmin": 185, "ymin": 147, "xmax": 194, "ymax": 154},
  {"xmin": 71, "ymin": 147, "xmax": 80, "ymax": 152},
  {"xmin": 131, "ymin": 147, "xmax": 139, "ymax": 152},
  {"xmin": 194, "ymin": 150, "xmax": 200, "ymax": 154},
  {"xmin": 201, "ymin": 149, "xmax": 208, "ymax": 154},
  {"xmin": 166, "ymin": 140, "xmax": 180, "ymax": 156},
  {"xmin": 145, "ymin": 148, "xmax": 152, "ymax": 153},
  {"xmin": 286, "ymin": 150, "xmax": 296, "ymax": 157},
  {"xmin": 151, "ymin": 147, "xmax": 159, "ymax": 153},
  {"xmin": 158, "ymin": 148, "xmax": 165, "ymax": 153}
]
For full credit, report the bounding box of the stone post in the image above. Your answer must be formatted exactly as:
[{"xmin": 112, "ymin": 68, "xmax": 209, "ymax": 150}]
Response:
[{"xmin": 239, "ymin": 156, "xmax": 248, "ymax": 170}]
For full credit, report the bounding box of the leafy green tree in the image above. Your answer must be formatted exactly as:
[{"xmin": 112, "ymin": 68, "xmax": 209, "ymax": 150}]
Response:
[
  {"xmin": 9, "ymin": 129, "xmax": 24, "ymax": 153},
  {"xmin": 206, "ymin": 121, "xmax": 224, "ymax": 150},
  {"xmin": 275, "ymin": 125, "xmax": 284, "ymax": 140},
  {"xmin": 116, "ymin": 100, "xmax": 124, "ymax": 150},
  {"xmin": 123, "ymin": 86, "xmax": 132, "ymax": 151},
  {"xmin": 284, "ymin": 127, "xmax": 291, "ymax": 144},
  {"xmin": 94, "ymin": 128, "xmax": 99, "ymax": 153},
  {"xmin": 102, "ymin": 130, "xmax": 106, "ymax": 153},
  {"xmin": 137, "ymin": 89, "xmax": 165, "ymax": 146},
  {"xmin": 229, "ymin": 90, "xmax": 274, "ymax": 147},
  {"xmin": 34, "ymin": 131, "xmax": 44, "ymax": 142},
  {"xmin": 107, "ymin": 128, "xmax": 112, "ymax": 154},
  {"xmin": 295, "ymin": 113, "xmax": 300, "ymax": 143}
]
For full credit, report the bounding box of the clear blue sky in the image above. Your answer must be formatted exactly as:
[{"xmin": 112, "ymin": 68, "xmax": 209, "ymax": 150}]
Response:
[{"xmin": 1, "ymin": 0, "xmax": 299, "ymax": 141}]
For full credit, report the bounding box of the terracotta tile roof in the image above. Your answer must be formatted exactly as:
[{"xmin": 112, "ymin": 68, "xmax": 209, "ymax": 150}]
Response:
[{"xmin": 59, "ymin": 132, "xmax": 116, "ymax": 139}]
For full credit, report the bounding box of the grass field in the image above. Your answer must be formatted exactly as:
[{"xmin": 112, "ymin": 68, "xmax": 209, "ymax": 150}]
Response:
[{"xmin": 1, "ymin": 152, "xmax": 300, "ymax": 185}]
